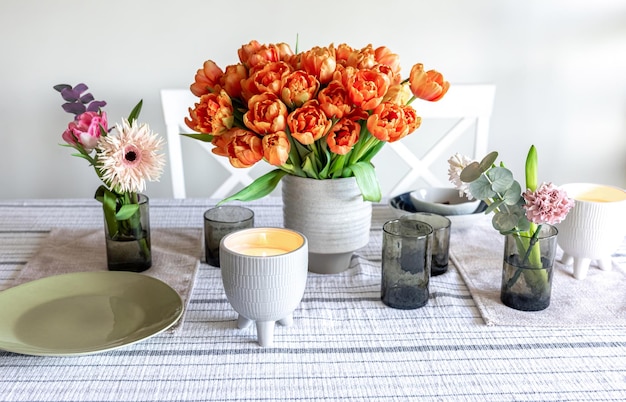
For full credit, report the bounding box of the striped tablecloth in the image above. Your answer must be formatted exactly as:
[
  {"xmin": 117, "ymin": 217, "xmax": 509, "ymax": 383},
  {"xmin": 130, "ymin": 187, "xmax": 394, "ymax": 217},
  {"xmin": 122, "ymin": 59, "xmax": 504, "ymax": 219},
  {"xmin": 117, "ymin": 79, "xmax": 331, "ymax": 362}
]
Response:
[{"xmin": 1, "ymin": 198, "xmax": 625, "ymax": 402}]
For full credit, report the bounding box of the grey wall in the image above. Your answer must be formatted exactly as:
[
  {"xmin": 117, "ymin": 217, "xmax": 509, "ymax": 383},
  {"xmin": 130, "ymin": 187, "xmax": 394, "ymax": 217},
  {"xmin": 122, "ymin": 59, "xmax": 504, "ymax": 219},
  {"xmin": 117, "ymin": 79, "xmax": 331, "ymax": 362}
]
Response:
[{"xmin": 1, "ymin": 0, "xmax": 624, "ymax": 199}]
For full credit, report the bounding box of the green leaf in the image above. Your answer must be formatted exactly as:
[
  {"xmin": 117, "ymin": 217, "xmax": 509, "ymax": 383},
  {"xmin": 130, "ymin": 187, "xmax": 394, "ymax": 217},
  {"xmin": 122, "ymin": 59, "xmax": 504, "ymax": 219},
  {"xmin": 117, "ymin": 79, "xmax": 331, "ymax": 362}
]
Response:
[
  {"xmin": 318, "ymin": 147, "xmax": 333, "ymax": 178},
  {"xmin": 99, "ymin": 187, "xmax": 119, "ymax": 236},
  {"xmin": 116, "ymin": 204, "xmax": 139, "ymax": 220},
  {"xmin": 127, "ymin": 100, "xmax": 143, "ymax": 123},
  {"xmin": 301, "ymin": 154, "xmax": 320, "ymax": 179},
  {"xmin": 492, "ymin": 210, "xmax": 521, "ymax": 233},
  {"xmin": 484, "ymin": 198, "xmax": 503, "ymax": 214},
  {"xmin": 486, "ymin": 167, "xmax": 514, "ymax": 193},
  {"xmin": 460, "ymin": 162, "xmax": 482, "ymax": 182},
  {"xmin": 71, "ymin": 153, "xmax": 94, "ymax": 164},
  {"xmin": 469, "ymin": 175, "xmax": 496, "ymax": 199},
  {"xmin": 181, "ymin": 133, "xmax": 214, "ymax": 142},
  {"xmin": 346, "ymin": 161, "xmax": 381, "ymax": 202},
  {"xmin": 502, "ymin": 180, "xmax": 522, "ymax": 205},
  {"xmin": 478, "ymin": 151, "xmax": 498, "ymax": 172},
  {"xmin": 491, "ymin": 204, "xmax": 528, "ymax": 234},
  {"xmin": 361, "ymin": 140, "xmax": 385, "ymax": 163},
  {"xmin": 218, "ymin": 169, "xmax": 288, "ymax": 204}
]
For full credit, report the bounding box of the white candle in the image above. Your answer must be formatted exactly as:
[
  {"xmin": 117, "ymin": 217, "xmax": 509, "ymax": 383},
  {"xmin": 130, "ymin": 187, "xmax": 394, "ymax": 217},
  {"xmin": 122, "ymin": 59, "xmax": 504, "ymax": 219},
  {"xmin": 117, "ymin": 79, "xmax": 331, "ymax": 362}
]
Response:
[
  {"xmin": 222, "ymin": 228, "xmax": 305, "ymax": 257},
  {"xmin": 236, "ymin": 246, "xmax": 289, "ymax": 256}
]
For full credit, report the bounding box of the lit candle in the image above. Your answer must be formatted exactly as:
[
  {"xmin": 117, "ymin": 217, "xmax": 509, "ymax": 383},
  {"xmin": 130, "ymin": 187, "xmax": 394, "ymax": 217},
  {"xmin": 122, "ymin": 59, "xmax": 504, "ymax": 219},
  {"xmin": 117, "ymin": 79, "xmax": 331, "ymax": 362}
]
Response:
[
  {"xmin": 222, "ymin": 228, "xmax": 305, "ymax": 257},
  {"xmin": 235, "ymin": 246, "xmax": 289, "ymax": 256}
]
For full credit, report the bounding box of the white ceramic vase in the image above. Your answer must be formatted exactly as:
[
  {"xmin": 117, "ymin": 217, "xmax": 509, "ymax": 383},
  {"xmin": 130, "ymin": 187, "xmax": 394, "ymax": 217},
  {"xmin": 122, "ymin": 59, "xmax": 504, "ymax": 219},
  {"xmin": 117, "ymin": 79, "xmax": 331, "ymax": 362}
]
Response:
[{"xmin": 282, "ymin": 175, "xmax": 372, "ymax": 274}]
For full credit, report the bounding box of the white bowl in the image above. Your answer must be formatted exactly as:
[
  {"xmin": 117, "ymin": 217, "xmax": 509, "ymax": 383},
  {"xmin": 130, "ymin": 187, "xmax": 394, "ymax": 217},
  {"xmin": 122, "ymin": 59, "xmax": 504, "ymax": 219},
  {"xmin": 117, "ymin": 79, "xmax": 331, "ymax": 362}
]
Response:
[{"xmin": 409, "ymin": 188, "xmax": 480, "ymax": 216}]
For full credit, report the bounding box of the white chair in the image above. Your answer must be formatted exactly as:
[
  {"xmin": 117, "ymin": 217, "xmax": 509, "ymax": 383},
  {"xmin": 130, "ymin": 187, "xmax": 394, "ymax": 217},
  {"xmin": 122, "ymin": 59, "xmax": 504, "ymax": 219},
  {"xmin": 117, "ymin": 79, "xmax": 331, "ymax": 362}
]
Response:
[
  {"xmin": 161, "ymin": 89, "xmax": 257, "ymax": 199},
  {"xmin": 161, "ymin": 84, "xmax": 495, "ymax": 199},
  {"xmin": 383, "ymin": 84, "xmax": 496, "ymax": 196}
]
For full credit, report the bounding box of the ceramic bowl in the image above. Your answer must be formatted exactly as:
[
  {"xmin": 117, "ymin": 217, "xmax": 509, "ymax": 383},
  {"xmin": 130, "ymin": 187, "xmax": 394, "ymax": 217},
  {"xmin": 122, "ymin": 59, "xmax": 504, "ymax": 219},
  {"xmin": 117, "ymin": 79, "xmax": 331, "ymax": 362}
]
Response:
[
  {"xmin": 409, "ymin": 187, "xmax": 481, "ymax": 216},
  {"xmin": 389, "ymin": 191, "xmax": 487, "ymax": 230}
]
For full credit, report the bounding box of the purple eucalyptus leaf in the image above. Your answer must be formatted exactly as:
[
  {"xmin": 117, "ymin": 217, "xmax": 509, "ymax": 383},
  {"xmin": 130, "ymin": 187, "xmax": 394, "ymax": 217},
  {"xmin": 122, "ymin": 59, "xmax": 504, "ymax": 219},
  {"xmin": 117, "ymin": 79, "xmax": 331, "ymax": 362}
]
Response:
[
  {"xmin": 60, "ymin": 87, "xmax": 80, "ymax": 102},
  {"xmin": 62, "ymin": 102, "xmax": 86, "ymax": 115},
  {"xmin": 73, "ymin": 83, "xmax": 88, "ymax": 94},
  {"xmin": 80, "ymin": 93, "xmax": 95, "ymax": 104},
  {"xmin": 86, "ymin": 100, "xmax": 107, "ymax": 112},
  {"xmin": 53, "ymin": 84, "xmax": 72, "ymax": 93}
]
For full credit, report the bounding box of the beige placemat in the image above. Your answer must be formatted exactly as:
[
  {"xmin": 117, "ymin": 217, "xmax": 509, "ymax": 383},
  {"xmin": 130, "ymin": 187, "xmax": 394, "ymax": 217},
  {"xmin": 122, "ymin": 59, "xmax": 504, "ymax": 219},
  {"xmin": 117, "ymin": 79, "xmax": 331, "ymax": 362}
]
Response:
[
  {"xmin": 450, "ymin": 218, "xmax": 626, "ymax": 326},
  {"xmin": 14, "ymin": 228, "xmax": 203, "ymax": 333}
]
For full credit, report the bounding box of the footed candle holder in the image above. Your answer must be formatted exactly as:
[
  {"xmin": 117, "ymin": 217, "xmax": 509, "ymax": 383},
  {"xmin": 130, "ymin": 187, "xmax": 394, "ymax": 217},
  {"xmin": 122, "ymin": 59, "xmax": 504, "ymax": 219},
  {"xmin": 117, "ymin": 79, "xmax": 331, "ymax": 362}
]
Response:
[{"xmin": 219, "ymin": 228, "xmax": 308, "ymax": 347}]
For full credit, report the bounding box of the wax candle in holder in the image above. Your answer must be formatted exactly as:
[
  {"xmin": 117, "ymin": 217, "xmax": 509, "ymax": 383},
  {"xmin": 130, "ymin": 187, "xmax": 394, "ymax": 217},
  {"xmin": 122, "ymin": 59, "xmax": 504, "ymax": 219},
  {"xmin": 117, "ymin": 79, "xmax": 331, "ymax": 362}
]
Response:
[{"xmin": 219, "ymin": 228, "xmax": 308, "ymax": 347}]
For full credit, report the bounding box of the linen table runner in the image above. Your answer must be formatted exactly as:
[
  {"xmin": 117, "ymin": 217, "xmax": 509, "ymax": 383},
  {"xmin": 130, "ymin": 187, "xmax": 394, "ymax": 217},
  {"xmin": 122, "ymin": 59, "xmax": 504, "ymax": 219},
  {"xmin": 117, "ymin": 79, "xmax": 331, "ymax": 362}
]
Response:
[
  {"xmin": 13, "ymin": 227, "xmax": 203, "ymax": 333},
  {"xmin": 449, "ymin": 216, "xmax": 626, "ymax": 326}
]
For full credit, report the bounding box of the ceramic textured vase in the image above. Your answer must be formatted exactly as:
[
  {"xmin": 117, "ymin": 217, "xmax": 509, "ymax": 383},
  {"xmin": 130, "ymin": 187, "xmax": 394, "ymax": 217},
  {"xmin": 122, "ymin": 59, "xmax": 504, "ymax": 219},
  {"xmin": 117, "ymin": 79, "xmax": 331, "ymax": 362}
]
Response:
[
  {"xmin": 500, "ymin": 225, "xmax": 558, "ymax": 311},
  {"xmin": 103, "ymin": 194, "xmax": 152, "ymax": 272},
  {"xmin": 282, "ymin": 175, "xmax": 372, "ymax": 274}
]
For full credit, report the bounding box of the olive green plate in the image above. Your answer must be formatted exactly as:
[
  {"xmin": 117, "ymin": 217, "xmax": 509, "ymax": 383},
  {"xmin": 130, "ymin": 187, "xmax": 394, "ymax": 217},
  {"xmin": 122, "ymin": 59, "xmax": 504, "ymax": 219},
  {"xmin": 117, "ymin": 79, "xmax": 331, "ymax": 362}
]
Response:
[{"xmin": 0, "ymin": 271, "xmax": 183, "ymax": 356}]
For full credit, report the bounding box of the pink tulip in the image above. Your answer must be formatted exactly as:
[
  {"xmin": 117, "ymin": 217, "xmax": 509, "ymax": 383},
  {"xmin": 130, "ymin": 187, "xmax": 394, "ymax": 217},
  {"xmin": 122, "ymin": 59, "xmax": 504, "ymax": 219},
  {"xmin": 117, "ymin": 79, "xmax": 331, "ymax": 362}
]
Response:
[{"xmin": 62, "ymin": 111, "xmax": 107, "ymax": 151}]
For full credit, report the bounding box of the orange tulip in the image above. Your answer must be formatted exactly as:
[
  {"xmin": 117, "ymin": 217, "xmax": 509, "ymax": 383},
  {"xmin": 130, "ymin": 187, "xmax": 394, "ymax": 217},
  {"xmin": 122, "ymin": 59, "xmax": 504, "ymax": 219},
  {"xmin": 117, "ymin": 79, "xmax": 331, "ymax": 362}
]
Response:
[
  {"xmin": 287, "ymin": 100, "xmax": 331, "ymax": 145},
  {"xmin": 185, "ymin": 90, "xmax": 234, "ymax": 135},
  {"xmin": 227, "ymin": 128, "xmax": 263, "ymax": 168},
  {"xmin": 318, "ymin": 80, "xmax": 352, "ymax": 119},
  {"xmin": 300, "ymin": 46, "xmax": 337, "ymax": 84},
  {"xmin": 352, "ymin": 44, "xmax": 377, "ymax": 70},
  {"xmin": 334, "ymin": 43, "xmax": 355, "ymax": 67},
  {"xmin": 238, "ymin": 40, "xmax": 263, "ymax": 65},
  {"xmin": 274, "ymin": 42, "xmax": 295, "ymax": 62},
  {"xmin": 402, "ymin": 105, "xmax": 421, "ymax": 132},
  {"xmin": 221, "ymin": 64, "xmax": 248, "ymax": 99},
  {"xmin": 238, "ymin": 40, "xmax": 281, "ymax": 70},
  {"xmin": 346, "ymin": 69, "xmax": 389, "ymax": 111},
  {"xmin": 374, "ymin": 46, "xmax": 401, "ymax": 76},
  {"xmin": 281, "ymin": 70, "xmax": 320, "ymax": 109},
  {"xmin": 327, "ymin": 117, "xmax": 360, "ymax": 155},
  {"xmin": 243, "ymin": 92, "xmax": 288, "ymax": 134},
  {"xmin": 383, "ymin": 84, "xmax": 412, "ymax": 105},
  {"xmin": 241, "ymin": 61, "xmax": 292, "ymax": 101},
  {"xmin": 409, "ymin": 64, "xmax": 450, "ymax": 102},
  {"xmin": 190, "ymin": 60, "xmax": 224, "ymax": 97},
  {"xmin": 262, "ymin": 131, "xmax": 291, "ymax": 166},
  {"xmin": 366, "ymin": 102, "xmax": 410, "ymax": 143},
  {"xmin": 211, "ymin": 129, "xmax": 235, "ymax": 157}
]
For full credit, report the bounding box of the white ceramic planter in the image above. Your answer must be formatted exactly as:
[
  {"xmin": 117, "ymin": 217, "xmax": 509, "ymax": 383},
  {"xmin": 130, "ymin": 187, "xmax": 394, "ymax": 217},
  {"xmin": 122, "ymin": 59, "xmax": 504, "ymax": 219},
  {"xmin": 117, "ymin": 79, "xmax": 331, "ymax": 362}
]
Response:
[
  {"xmin": 556, "ymin": 183, "xmax": 626, "ymax": 280},
  {"xmin": 220, "ymin": 227, "xmax": 308, "ymax": 347},
  {"xmin": 281, "ymin": 175, "xmax": 372, "ymax": 274}
]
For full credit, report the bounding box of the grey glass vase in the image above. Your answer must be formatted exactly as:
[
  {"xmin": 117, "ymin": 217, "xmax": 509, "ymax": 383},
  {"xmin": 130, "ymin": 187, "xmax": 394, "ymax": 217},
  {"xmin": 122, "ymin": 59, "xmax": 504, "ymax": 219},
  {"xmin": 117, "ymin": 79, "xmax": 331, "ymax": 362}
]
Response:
[{"xmin": 103, "ymin": 194, "xmax": 152, "ymax": 272}]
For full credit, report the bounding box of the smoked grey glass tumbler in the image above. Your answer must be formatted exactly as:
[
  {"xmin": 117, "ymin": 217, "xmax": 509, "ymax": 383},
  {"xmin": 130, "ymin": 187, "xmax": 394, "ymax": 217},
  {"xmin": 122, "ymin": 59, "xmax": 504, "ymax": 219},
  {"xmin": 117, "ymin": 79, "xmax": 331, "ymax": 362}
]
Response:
[
  {"xmin": 203, "ymin": 206, "xmax": 254, "ymax": 267},
  {"xmin": 381, "ymin": 219, "xmax": 433, "ymax": 309}
]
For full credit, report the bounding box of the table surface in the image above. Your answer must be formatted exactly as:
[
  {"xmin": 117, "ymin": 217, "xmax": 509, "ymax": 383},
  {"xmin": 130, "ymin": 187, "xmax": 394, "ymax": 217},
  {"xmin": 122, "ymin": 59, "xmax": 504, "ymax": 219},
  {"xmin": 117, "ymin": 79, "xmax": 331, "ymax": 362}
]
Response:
[{"xmin": 1, "ymin": 197, "xmax": 625, "ymax": 402}]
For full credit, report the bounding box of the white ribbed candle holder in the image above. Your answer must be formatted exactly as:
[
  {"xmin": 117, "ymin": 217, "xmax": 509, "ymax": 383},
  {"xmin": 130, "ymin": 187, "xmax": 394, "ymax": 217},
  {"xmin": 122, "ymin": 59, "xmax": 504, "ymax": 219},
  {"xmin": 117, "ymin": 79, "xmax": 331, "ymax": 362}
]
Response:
[
  {"xmin": 556, "ymin": 183, "xmax": 626, "ymax": 280},
  {"xmin": 219, "ymin": 228, "xmax": 308, "ymax": 347}
]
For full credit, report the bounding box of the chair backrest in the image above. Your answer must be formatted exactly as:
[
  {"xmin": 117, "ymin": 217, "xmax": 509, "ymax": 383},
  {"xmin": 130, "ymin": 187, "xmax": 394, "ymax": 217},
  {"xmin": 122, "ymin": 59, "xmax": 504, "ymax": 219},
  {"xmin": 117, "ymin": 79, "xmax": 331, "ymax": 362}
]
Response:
[
  {"xmin": 161, "ymin": 89, "xmax": 257, "ymax": 199},
  {"xmin": 383, "ymin": 84, "xmax": 496, "ymax": 196},
  {"xmin": 161, "ymin": 84, "xmax": 495, "ymax": 199}
]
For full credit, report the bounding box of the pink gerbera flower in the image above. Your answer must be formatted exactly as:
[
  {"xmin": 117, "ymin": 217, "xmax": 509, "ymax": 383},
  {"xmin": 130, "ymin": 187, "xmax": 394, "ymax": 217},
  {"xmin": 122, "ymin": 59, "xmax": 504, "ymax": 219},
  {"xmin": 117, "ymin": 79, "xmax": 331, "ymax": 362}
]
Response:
[
  {"xmin": 523, "ymin": 182, "xmax": 575, "ymax": 225},
  {"xmin": 97, "ymin": 119, "xmax": 166, "ymax": 194}
]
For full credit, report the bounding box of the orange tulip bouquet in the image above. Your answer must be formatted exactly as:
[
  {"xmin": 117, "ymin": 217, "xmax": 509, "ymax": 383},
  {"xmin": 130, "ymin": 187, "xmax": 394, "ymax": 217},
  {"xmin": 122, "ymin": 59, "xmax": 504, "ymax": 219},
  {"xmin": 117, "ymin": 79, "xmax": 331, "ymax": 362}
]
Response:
[{"xmin": 184, "ymin": 40, "xmax": 449, "ymax": 203}]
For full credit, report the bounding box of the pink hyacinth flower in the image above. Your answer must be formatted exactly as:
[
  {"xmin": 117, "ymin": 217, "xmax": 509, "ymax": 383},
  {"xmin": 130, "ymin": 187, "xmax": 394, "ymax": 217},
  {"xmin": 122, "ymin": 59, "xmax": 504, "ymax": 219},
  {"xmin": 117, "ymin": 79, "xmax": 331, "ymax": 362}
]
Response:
[
  {"xmin": 522, "ymin": 182, "xmax": 575, "ymax": 225},
  {"xmin": 62, "ymin": 111, "xmax": 108, "ymax": 151}
]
